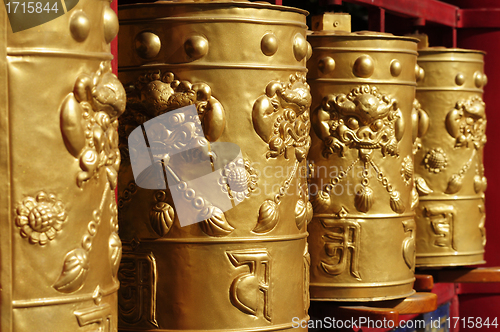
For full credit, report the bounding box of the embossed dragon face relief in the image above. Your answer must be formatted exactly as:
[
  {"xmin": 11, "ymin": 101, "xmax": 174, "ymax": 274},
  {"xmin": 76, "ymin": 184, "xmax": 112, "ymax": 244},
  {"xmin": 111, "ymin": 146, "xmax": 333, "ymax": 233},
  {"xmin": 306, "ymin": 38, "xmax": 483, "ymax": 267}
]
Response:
[
  {"xmin": 442, "ymin": 96, "xmax": 487, "ymax": 195},
  {"xmin": 120, "ymin": 70, "xmax": 226, "ymax": 156},
  {"xmin": 313, "ymin": 85, "xmax": 404, "ymax": 159},
  {"xmin": 446, "ymin": 96, "xmax": 486, "ymax": 150},
  {"xmin": 312, "ymin": 85, "xmax": 407, "ymax": 215},
  {"xmin": 60, "ymin": 61, "xmax": 126, "ymax": 189},
  {"xmin": 252, "ymin": 72, "xmax": 312, "ymax": 161}
]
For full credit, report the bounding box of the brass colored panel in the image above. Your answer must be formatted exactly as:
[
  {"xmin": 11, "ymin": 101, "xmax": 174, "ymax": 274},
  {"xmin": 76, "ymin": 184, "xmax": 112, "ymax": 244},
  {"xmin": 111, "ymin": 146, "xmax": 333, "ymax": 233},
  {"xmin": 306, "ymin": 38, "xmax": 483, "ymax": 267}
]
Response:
[
  {"xmin": 415, "ymin": 48, "xmax": 487, "ymax": 267},
  {"xmin": 118, "ymin": 2, "xmax": 310, "ymax": 331},
  {"xmin": 311, "ymin": 13, "xmax": 351, "ymax": 32},
  {"xmin": 1, "ymin": 1, "xmax": 123, "ymax": 331},
  {"xmin": 307, "ymin": 31, "xmax": 418, "ymax": 301}
]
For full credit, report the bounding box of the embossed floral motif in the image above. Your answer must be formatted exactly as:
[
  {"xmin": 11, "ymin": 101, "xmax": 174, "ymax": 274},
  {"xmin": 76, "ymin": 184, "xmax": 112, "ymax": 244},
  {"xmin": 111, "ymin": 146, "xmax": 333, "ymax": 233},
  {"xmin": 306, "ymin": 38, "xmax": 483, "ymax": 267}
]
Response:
[
  {"xmin": 119, "ymin": 70, "xmax": 226, "ymax": 164},
  {"xmin": 252, "ymin": 72, "xmax": 312, "ymax": 161},
  {"xmin": 60, "ymin": 61, "xmax": 125, "ymax": 189},
  {"xmin": 218, "ymin": 158, "xmax": 258, "ymax": 202},
  {"xmin": 15, "ymin": 191, "xmax": 67, "ymax": 245},
  {"xmin": 423, "ymin": 148, "xmax": 448, "ymax": 174},
  {"xmin": 312, "ymin": 85, "xmax": 406, "ymax": 214}
]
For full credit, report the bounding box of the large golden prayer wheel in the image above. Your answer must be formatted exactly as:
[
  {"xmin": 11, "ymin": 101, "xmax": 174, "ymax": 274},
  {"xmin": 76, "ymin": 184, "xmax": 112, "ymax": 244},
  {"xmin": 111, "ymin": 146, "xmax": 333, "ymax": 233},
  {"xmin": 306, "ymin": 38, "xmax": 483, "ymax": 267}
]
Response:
[
  {"xmin": 414, "ymin": 48, "xmax": 487, "ymax": 267},
  {"xmin": 117, "ymin": 2, "xmax": 311, "ymax": 331},
  {"xmin": 0, "ymin": 1, "xmax": 123, "ymax": 331},
  {"xmin": 307, "ymin": 31, "xmax": 418, "ymax": 301}
]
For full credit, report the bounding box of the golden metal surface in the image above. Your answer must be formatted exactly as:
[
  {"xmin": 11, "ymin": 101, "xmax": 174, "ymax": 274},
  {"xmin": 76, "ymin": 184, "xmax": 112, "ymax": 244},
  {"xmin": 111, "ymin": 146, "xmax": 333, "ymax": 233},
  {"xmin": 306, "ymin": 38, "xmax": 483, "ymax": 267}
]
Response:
[
  {"xmin": 311, "ymin": 13, "xmax": 351, "ymax": 32},
  {"xmin": 307, "ymin": 31, "xmax": 418, "ymax": 301},
  {"xmin": 414, "ymin": 48, "xmax": 487, "ymax": 267},
  {"xmin": 0, "ymin": 0, "xmax": 123, "ymax": 331},
  {"xmin": 118, "ymin": 2, "xmax": 310, "ymax": 331}
]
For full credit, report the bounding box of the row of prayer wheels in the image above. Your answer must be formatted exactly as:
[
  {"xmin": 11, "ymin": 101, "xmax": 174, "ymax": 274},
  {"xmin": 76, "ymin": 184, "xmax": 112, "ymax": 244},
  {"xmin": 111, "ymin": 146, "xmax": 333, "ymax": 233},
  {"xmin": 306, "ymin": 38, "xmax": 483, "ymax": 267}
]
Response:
[{"xmin": 0, "ymin": 1, "xmax": 487, "ymax": 331}]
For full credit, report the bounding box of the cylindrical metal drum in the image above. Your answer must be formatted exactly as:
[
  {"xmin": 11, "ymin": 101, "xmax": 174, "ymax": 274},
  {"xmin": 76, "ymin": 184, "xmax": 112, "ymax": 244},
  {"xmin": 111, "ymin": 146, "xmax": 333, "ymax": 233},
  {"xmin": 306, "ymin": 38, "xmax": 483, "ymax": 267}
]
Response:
[
  {"xmin": 414, "ymin": 48, "xmax": 487, "ymax": 267},
  {"xmin": 117, "ymin": 2, "xmax": 311, "ymax": 331},
  {"xmin": 0, "ymin": 1, "xmax": 123, "ymax": 332},
  {"xmin": 307, "ymin": 31, "xmax": 418, "ymax": 301}
]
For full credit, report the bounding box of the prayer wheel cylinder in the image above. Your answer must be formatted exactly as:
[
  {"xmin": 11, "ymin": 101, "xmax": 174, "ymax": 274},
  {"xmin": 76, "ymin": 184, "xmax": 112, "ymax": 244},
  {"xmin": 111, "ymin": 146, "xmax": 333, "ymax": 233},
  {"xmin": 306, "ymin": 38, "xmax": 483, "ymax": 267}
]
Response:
[
  {"xmin": 0, "ymin": 1, "xmax": 123, "ymax": 331},
  {"xmin": 117, "ymin": 2, "xmax": 311, "ymax": 331},
  {"xmin": 307, "ymin": 31, "xmax": 418, "ymax": 301},
  {"xmin": 414, "ymin": 48, "xmax": 487, "ymax": 267}
]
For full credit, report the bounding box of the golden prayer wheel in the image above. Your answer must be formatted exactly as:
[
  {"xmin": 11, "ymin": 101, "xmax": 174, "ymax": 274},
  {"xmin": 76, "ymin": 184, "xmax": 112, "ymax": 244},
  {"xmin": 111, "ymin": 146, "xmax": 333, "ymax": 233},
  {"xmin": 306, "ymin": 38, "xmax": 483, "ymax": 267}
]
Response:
[
  {"xmin": 0, "ymin": 1, "xmax": 123, "ymax": 331},
  {"xmin": 117, "ymin": 2, "xmax": 311, "ymax": 331},
  {"xmin": 307, "ymin": 31, "xmax": 418, "ymax": 301},
  {"xmin": 414, "ymin": 48, "xmax": 487, "ymax": 267}
]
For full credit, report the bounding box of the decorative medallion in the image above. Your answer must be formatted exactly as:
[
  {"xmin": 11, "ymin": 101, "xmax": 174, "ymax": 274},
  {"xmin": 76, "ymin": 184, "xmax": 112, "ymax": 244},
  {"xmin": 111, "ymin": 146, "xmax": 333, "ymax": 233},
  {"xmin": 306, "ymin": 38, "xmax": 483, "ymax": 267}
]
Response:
[{"xmin": 15, "ymin": 191, "xmax": 67, "ymax": 245}]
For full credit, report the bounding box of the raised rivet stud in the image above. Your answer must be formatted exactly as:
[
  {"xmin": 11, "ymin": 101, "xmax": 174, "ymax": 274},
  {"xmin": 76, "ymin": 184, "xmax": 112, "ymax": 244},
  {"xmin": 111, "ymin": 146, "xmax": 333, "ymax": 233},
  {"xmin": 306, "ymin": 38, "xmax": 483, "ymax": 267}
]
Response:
[
  {"xmin": 184, "ymin": 35, "xmax": 209, "ymax": 60},
  {"xmin": 390, "ymin": 59, "xmax": 402, "ymax": 77},
  {"xmin": 135, "ymin": 32, "xmax": 161, "ymax": 59},
  {"xmin": 353, "ymin": 55, "xmax": 374, "ymax": 78},
  {"xmin": 318, "ymin": 56, "xmax": 335, "ymax": 74},
  {"xmin": 261, "ymin": 33, "xmax": 278, "ymax": 56},
  {"xmin": 69, "ymin": 10, "xmax": 90, "ymax": 42},
  {"xmin": 455, "ymin": 73, "xmax": 465, "ymax": 86},
  {"xmin": 103, "ymin": 6, "xmax": 119, "ymax": 44},
  {"xmin": 293, "ymin": 33, "xmax": 308, "ymax": 61}
]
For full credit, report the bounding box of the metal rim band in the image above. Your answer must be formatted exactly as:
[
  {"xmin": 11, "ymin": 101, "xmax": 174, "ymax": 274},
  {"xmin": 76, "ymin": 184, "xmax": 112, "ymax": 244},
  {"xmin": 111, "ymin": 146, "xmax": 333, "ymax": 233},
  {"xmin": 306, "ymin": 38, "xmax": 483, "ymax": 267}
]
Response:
[
  {"xmin": 7, "ymin": 48, "xmax": 113, "ymax": 60},
  {"xmin": 309, "ymin": 78, "xmax": 417, "ymax": 86},
  {"xmin": 136, "ymin": 232, "xmax": 307, "ymax": 244},
  {"xmin": 416, "ymin": 250, "xmax": 485, "ymax": 258},
  {"xmin": 119, "ymin": 17, "xmax": 307, "ymax": 29},
  {"xmin": 118, "ymin": 1, "xmax": 309, "ymax": 16},
  {"xmin": 119, "ymin": 319, "xmax": 310, "ymax": 332},
  {"xmin": 418, "ymin": 195, "xmax": 484, "ymax": 201},
  {"xmin": 311, "ymin": 46, "xmax": 418, "ymax": 55},
  {"xmin": 313, "ymin": 212, "xmax": 415, "ymax": 219},
  {"xmin": 119, "ymin": 63, "xmax": 308, "ymax": 72},
  {"xmin": 417, "ymin": 58, "xmax": 484, "ymax": 63},
  {"xmin": 311, "ymin": 290, "xmax": 416, "ymax": 302},
  {"xmin": 310, "ymin": 277, "xmax": 416, "ymax": 288},
  {"xmin": 416, "ymin": 87, "xmax": 483, "ymax": 92}
]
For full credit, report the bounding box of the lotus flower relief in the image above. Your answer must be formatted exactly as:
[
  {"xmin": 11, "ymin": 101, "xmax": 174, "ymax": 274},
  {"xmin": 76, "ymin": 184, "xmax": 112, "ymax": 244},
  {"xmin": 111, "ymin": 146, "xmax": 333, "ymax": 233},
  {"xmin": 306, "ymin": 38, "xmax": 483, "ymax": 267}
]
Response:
[
  {"xmin": 218, "ymin": 158, "xmax": 258, "ymax": 202},
  {"xmin": 424, "ymin": 148, "xmax": 448, "ymax": 174},
  {"xmin": 15, "ymin": 191, "xmax": 67, "ymax": 245}
]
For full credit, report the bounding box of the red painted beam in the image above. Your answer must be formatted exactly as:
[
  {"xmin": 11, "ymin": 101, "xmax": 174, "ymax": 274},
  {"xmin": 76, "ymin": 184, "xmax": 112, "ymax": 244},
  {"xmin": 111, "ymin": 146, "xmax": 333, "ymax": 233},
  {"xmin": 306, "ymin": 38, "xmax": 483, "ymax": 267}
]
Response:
[
  {"xmin": 458, "ymin": 9, "xmax": 500, "ymax": 28},
  {"xmin": 342, "ymin": 0, "xmax": 459, "ymax": 27}
]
